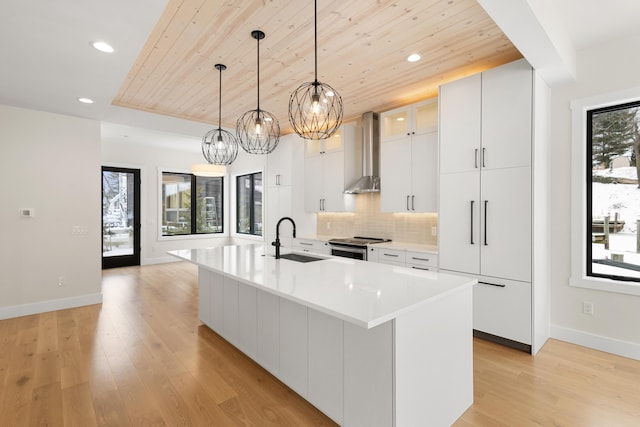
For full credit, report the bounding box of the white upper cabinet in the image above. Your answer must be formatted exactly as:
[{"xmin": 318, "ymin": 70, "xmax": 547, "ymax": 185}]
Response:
[
  {"xmin": 481, "ymin": 60, "xmax": 532, "ymax": 170},
  {"xmin": 380, "ymin": 99, "xmax": 438, "ymax": 212},
  {"xmin": 439, "ymin": 74, "xmax": 481, "ymax": 175},
  {"xmin": 304, "ymin": 124, "xmax": 359, "ymax": 212},
  {"xmin": 266, "ymin": 136, "xmax": 294, "ymax": 187},
  {"xmin": 439, "ymin": 60, "xmax": 532, "ymax": 175}
]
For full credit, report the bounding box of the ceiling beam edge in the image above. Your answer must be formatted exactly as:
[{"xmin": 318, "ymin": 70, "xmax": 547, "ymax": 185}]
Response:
[{"xmin": 477, "ymin": 0, "xmax": 576, "ymax": 86}]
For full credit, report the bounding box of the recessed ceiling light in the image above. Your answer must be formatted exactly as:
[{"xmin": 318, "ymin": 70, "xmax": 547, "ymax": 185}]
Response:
[
  {"xmin": 78, "ymin": 97, "xmax": 94, "ymax": 104},
  {"xmin": 407, "ymin": 53, "xmax": 421, "ymax": 62},
  {"xmin": 91, "ymin": 41, "xmax": 114, "ymax": 53},
  {"xmin": 396, "ymin": 117, "xmax": 405, "ymax": 122}
]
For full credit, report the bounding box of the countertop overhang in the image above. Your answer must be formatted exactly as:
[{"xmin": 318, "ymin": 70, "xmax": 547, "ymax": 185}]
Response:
[{"xmin": 169, "ymin": 244, "xmax": 475, "ymax": 329}]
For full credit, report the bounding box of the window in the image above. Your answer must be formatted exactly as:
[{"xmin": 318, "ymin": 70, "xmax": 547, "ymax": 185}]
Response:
[
  {"xmin": 571, "ymin": 88, "xmax": 640, "ymax": 296},
  {"xmin": 236, "ymin": 172, "xmax": 262, "ymax": 236},
  {"xmin": 587, "ymin": 101, "xmax": 640, "ymax": 282},
  {"xmin": 162, "ymin": 172, "xmax": 223, "ymax": 236}
]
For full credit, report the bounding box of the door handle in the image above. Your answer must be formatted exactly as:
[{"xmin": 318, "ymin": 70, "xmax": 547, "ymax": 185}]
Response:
[
  {"xmin": 470, "ymin": 200, "xmax": 475, "ymax": 245},
  {"xmin": 482, "ymin": 148, "xmax": 486, "ymax": 168},
  {"xmin": 478, "ymin": 281, "xmax": 506, "ymax": 288},
  {"xmin": 474, "ymin": 149, "xmax": 478, "ymax": 168},
  {"xmin": 484, "ymin": 200, "xmax": 488, "ymax": 246}
]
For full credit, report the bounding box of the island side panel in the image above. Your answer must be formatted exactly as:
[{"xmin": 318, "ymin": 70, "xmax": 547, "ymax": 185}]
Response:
[
  {"xmin": 344, "ymin": 321, "xmax": 393, "ymax": 427},
  {"xmin": 198, "ymin": 267, "xmax": 211, "ymax": 325},
  {"xmin": 394, "ymin": 286, "xmax": 473, "ymax": 426}
]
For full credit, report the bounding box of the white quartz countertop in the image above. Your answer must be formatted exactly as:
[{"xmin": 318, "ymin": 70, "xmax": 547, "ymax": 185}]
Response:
[{"xmin": 169, "ymin": 244, "xmax": 473, "ymax": 329}]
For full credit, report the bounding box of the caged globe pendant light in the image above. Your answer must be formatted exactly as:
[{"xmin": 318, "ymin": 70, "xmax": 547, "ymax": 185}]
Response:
[
  {"xmin": 236, "ymin": 30, "xmax": 280, "ymax": 154},
  {"xmin": 201, "ymin": 64, "xmax": 239, "ymax": 166},
  {"xmin": 288, "ymin": 0, "xmax": 343, "ymax": 140}
]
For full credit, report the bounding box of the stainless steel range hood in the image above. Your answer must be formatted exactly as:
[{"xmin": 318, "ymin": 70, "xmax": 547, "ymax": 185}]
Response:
[{"xmin": 344, "ymin": 111, "xmax": 380, "ymax": 193}]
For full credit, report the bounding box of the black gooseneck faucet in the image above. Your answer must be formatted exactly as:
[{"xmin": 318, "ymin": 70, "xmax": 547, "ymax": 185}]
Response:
[{"xmin": 272, "ymin": 217, "xmax": 296, "ymax": 259}]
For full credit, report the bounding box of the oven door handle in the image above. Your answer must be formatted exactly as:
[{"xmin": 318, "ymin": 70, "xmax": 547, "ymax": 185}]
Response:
[{"xmin": 330, "ymin": 245, "xmax": 367, "ymax": 255}]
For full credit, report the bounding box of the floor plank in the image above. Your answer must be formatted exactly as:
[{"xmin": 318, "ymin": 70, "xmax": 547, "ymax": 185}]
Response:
[{"xmin": 0, "ymin": 261, "xmax": 638, "ymax": 426}]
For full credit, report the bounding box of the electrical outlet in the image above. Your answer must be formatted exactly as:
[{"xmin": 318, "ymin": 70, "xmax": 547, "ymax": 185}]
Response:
[
  {"xmin": 58, "ymin": 276, "xmax": 64, "ymax": 287},
  {"xmin": 431, "ymin": 226, "xmax": 437, "ymax": 236},
  {"xmin": 582, "ymin": 301, "xmax": 594, "ymax": 315}
]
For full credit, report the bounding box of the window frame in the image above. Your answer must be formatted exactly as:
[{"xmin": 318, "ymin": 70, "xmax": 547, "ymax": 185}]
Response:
[
  {"xmin": 570, "ymin": 87, "xmax": 640, "ymax": 296},
  {"xmin": 159, "ymin": 169, "xmax": 225, "ymax": 239},
  {"xmin": 235, "ymin": 171, "xmax": 263, "ymax": 237}
]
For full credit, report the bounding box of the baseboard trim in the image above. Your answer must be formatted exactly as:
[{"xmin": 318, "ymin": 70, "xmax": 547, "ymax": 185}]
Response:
[
  {"xmin": 0, "ymin": 293, "xmax": 103, "ymax": 321},
  {"xmin": 551, "ymin": 325, "xmax": 640, "ymax": 361}
]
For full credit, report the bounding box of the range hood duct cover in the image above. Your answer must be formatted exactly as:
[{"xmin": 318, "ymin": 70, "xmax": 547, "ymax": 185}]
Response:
[{"xmin": 344, "ymin": 111, "xmax": 380, "ymax": 193}]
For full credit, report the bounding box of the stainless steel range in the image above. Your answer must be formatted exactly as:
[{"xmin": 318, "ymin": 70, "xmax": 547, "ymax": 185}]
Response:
[{"xmin": 328, "ymin": 236, "xmax": 391, "ymax": 261}]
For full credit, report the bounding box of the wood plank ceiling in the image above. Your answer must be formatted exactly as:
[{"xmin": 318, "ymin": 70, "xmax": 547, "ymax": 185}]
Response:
[{"xmin": 113, "ymin": 0, "xmax": 521, "ymax": 135}]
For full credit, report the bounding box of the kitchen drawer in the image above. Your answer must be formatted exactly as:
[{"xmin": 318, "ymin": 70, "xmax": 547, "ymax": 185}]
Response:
[
  {"xmin": 473, "ymin": 279, "xmax": 531, "ymax": 345},
  {"xmin": 405, "ymin": 251, "xmax": 437, "ymax": 270},
  {"xmin": 293, "ymin": 238, "xmax": 331, "ymax": 255},
  {"xmin": 376, "ymin": 248, "xmax": 406, "ymax": 264}
]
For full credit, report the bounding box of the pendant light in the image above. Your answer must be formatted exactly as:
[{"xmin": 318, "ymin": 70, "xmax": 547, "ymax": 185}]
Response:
[
  {"xmin": 288, "ymin": 0, "xmax": 343, "ymax": 140},
  {"xmin": 236, "ymin": 30, "xmax": 280, "ymax": 154},
  {"xmin": 201, "ymin": 64, "xmax": 239, "ymax": 168}
]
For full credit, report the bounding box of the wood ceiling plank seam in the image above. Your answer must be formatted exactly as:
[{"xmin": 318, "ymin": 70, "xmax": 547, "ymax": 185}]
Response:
[{"xmin": 114, "ymin": 0, "xmax": 211, "ymax": 106}]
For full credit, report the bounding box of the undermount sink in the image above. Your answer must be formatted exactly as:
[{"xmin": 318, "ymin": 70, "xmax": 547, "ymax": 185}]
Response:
[{"xmin": 277, "ymin": 253, "xmax": 325, "ymax": 263}]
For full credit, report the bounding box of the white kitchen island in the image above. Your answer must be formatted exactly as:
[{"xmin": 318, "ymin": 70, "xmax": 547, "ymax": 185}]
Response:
[{"xmin": 169, "ymin": 244, "xmax": 475, "ymax": 427}]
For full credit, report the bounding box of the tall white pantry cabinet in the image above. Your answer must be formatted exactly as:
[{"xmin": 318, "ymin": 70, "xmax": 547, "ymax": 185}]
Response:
[{"xmin": 438, "ymin": 59, "xmax": 551, "ymax": 354}]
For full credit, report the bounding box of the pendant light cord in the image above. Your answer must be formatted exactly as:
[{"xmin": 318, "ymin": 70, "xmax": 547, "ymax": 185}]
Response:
[
  {"xmin": 314, "ymin": 0, "xmax": 318, "ymax": 84},
  {"xmin": 257, "ymin": 34, "xmax": 260, "ymax": 112},
  {"xmin": 218, "ymin": 67, "xmax": 222, "ymax": 130}
]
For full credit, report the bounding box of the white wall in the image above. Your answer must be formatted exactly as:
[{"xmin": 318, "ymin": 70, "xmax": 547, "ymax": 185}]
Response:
[
  {"xmin": 101, "ymin": 135, "xmax": 232, "ymax": 264},
  {"xmin": 550, "ymin": 35, "xmax": 640, "ymax": 355},
  {"xmin": 0, "ymin": 105, "xmax": 102, "ymax": 319}
]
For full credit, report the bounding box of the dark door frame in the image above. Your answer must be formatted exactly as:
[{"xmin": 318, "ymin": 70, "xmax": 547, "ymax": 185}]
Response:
[{"xmin": 102, "ymin": 166, "xmax": 141, "ymax": 269}]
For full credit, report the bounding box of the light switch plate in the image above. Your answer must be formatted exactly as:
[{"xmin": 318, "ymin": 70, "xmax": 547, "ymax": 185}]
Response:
[{"xmin": 19, "ymin": 208, "xmax": 34, "ymax": 218}]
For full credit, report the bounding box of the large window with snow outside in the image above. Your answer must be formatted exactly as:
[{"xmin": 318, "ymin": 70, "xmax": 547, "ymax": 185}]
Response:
[
  {"xmin": 162, "ymin": 172, "xmax": 224, "ymax": 236},
  {"xmin": 236, "ymin": 172, "xmax": 262, "ymax": 236},
  {"xmin": 587, "ymin": 100, "xmax": 640, "ymax": 281}
]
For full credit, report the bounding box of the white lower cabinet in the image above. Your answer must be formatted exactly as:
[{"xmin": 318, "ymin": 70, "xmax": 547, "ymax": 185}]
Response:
[
  {"xmin": 222, "ymin": 276, "xmax": 239, "ymax": 346},
  {"xmin": 369, "ymin": 247, "xmax": 438, "ymax": 271},
  {"xmin": 292, "ymin": 238, "xmax": 331, "ymax": 255},
  {"xmin": 279, "ymin": 298, "xmax": 308, "ymax": 398},
  {"xmin": 237, "ymin": 283, "xmax": 257, "ymax": 360},
  {"xmin": 344, "ymin": 321, "xmax": 393, "ymax": 427},
  {"xmin": 308, "ymin": 309, "xmax": 344, "ymax": 425},
  {"xmin": 256, "ymin": 290, "xmax": 279, "ymax": 375},
  {"xmin": 474, "ymin": 278, "xmax": 532, "ymax": 345},
  {"xmin": 210, "ymin": 270, "xmax": 224, "ymax": 333}
]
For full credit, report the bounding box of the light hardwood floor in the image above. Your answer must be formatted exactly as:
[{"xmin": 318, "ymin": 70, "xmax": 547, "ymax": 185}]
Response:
[{"xmin": 0, "ymin": 261, "xmax": 638, "ymax": 426}]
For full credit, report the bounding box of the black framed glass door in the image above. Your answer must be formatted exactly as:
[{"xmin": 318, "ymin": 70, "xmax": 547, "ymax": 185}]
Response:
[{"xmin": 102, "ymin": 166, "xmax": 141, "ymax": 269}]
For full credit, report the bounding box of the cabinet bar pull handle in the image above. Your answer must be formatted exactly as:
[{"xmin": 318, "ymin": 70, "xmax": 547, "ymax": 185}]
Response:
[
  {"xmin": 276, "ymin": 174, "xmax": 280, "ymax": 185},
  {"xmin": 470, "ymin": 200, "xmax": 475, "ymax": 245},
  {"xmin": 300, "ymin": 242, "xmax": 312, "ymax": 246},
  {"xmin": 478, "ymin": 281, "xmax": 506, "ymax": 288},
  {"xmin": 411, "ymin": 257, "xmax": 430, "ymax": 261},
  {"xmin": 411, "ymin": 195, "xmax": 415, "ymax": 211},
  {"xmin": 383, "ymin": 253, "xmax": 399, "ymax": 257},
  {"xmin": 411, "ymin": 266, "xmax": 430, "ymax": 271},
  {"xmin": 406, "ymin": 195, "xmax": 410, "ymax": 211},
  {"xmin": 484, "ymin": 200, "xmax": 488, "ymax": 246},
  {"xmin": 474, "ymin": 149, "xmax": 478, "ymax": 168},
  {"xmin": 482, "ymin": 148, "xmax": 486, "ymax": 168}
]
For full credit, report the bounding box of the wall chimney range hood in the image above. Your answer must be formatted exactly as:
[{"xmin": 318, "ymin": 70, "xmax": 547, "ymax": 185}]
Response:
[{"xmin": 344, "ymin": 111, "xmax": 380, "ymax": 194}]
